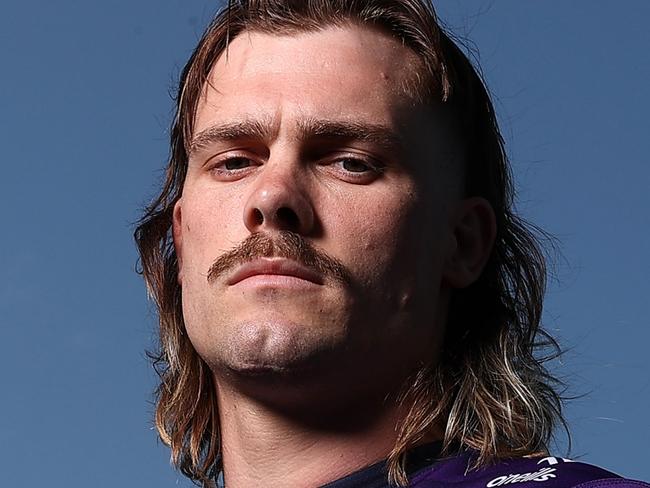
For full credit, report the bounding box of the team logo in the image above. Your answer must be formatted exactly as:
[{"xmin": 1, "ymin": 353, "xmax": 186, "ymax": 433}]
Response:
[
  {"xmin": 486, "ymin": 467, "xmax": 557, "ymax": 486},
  {"xmin": 537, "ymin": 457, "xmax": 574, "ymax": 466}
]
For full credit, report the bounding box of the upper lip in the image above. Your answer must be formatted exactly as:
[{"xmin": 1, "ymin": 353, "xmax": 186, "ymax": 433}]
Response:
[{"xmin": 226, "ymin": 258, "xmax": 324, "ymax": 286}]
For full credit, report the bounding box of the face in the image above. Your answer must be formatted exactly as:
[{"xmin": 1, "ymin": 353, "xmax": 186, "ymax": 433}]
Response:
[{"xmin": 173, "ymin": 25, "xmax": 465, "ymax": 404}]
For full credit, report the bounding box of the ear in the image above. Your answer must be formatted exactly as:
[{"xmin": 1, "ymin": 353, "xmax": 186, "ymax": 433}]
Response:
[
  {"xmin": 443, "ymin": 197, "xmax": 496, "ymax": 289},
  {"xmin": 172, "ymin": 199, "xmax": 184, "ymax": 285}
]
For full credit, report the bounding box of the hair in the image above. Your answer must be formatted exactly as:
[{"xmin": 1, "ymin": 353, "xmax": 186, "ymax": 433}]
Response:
[{"xmin": 134, "ymin": 0, "xmax": 566, "ymax": 486}]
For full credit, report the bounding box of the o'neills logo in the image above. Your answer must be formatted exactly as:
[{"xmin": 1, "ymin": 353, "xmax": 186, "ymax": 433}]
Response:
[{"xmin": 486, "ymin": 467, "xmax": 557, "ymax": 486}]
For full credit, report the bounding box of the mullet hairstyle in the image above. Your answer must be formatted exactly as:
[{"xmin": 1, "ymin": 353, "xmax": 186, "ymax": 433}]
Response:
[{"xmin": 135, "ymin": 0, "xmax": 566, "ymax": 486}]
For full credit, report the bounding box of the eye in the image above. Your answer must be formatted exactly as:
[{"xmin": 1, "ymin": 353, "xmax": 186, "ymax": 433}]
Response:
[
  {"xmin": 339, "ymin": 158, "xmax": 374, "ymax": 173},
  {"xmin": 328, "ymin": 155, "xmax": 385, "ymax": 183},
  {"xmin": 223, "ymin": 157, "xmax": 254, "ymax": 171},
  {"xmin": 208, "ymin": 155, "xmax": 260, "ymax": 181}
]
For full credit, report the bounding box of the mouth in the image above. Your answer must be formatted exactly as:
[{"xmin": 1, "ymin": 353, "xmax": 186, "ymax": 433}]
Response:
[{"xmin": 226, "ymin": 258, "xmax": 325, "ymax": 287}]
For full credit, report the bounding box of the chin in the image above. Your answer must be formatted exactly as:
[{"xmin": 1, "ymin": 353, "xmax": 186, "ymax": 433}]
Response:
[
  {"xmin": 205, "ymin": 317, "xmax": 353, "ymax": 411},
  {"xmin": 213, "ymin": 316, "xmax": 345, "ymax": 378}
]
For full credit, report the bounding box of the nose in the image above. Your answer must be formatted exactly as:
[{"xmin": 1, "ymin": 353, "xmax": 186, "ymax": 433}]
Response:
[{"xmin": 243, "ymin": 165, "xmax": 315, "ymax": 235}]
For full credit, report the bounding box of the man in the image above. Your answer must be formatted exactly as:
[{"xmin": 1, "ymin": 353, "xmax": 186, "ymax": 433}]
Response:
[{"xmin": 135, "ymin": 1, "xmax": 648, "ymax": 487}]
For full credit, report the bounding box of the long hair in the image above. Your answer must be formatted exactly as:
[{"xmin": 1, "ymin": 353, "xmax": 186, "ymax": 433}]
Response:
[{"xmin": 134, "ymin": 1, "xmax": 565, "ymax": 485}]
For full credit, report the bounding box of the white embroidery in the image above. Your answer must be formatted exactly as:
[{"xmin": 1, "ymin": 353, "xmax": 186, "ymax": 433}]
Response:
[
  {"xmin": 486, "ymin": 467, "xmax": 557, "ymax": 486},
  {"xmin": 538, "ymin": 456, "xmax": 575, "ymax": 466},
  {"xmin": 538, "ymin": 457, "xmax": 559, "ymax": 466}
]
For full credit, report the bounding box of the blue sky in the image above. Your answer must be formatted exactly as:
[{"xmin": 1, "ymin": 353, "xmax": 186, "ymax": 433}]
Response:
[{"xmin": 0, "ymin": 1, "xmax": 648, "ymax": 486}]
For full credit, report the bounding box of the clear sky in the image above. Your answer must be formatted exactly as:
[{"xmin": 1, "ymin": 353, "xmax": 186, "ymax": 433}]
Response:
[{"xmin": 0, "ymin": 1, "xmax": 648, "ymax": 486}]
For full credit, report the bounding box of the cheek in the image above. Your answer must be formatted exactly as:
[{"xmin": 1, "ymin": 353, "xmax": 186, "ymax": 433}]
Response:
[
  {"xmin": 323, "ymin": 187, "xmax": 437, "ymax": 293},
  {"xmin": 178, "ymin": 190, "xmax": 245, "ymax": 275}
]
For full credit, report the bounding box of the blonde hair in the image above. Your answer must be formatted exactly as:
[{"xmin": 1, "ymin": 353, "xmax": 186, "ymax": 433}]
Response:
[{"xmin": 135, "ymin": 1, "xmax": 565, "ymax": 485}]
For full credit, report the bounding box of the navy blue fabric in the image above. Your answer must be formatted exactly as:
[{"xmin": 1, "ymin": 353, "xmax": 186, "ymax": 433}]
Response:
[
  {"xmin": 320, "ymin": 442, "xmax": 443, "ymax": 488},
  {"xmin": 215, "ymin": 443, "xmax": 649, "ymax": 487}
]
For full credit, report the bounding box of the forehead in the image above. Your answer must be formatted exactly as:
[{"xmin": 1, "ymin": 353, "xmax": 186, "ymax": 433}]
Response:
[{"xmin": 194, "ymin": 25, "xmax": 424, "ymax": 134}]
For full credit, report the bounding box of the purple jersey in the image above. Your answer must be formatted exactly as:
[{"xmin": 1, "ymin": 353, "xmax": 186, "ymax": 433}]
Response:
[
  {"xmin": 318, "ymin": 443, "xmax": 649, "ymax": 488},
  {"xmin": 215, "ymin": 442, "xmax": 649, "ymax": 487},
  {"xmin": 410, "ymin": 451, "xmax": 649, "ymax": 488}
]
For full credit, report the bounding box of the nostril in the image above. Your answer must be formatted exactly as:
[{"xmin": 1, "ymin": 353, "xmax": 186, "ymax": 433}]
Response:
[
  {"xmin": 276, "ymin": 207, "xmax": 300, "ymax": 231},
  {"xmin": 252, "ymin": 208, "xmax": 264, "ymax": 226}
]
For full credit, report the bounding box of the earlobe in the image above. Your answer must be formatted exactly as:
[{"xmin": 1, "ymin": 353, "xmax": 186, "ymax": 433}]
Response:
[
  {"xmin": 172, "ymin": 200, "xmax": 184, "ymax": 285},
  {"xmin": 443, "ymin": 197, "xmax": 497, "ymax": 289}
]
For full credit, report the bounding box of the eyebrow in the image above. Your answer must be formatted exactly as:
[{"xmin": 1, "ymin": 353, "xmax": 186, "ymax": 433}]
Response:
[
  {"xmin": 188, "ymin": 119, "xmax": 271, "ymax": 156},
  {"xmin": 297, "ymin": 119, "xmax": 403, "ymax": 153},
  {"xmin": 187, "ymin": 118, "xmax": 403, "ymax": 158}
]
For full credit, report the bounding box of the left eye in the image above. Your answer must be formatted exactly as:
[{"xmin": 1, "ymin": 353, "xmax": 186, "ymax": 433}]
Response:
[
  {"xmin": 338, "ymin": 158, "xmax": 374, "ymax": 173},
  {"xmin": 325, "ymin": 155, "xmax": 386, "ymax": 183}
]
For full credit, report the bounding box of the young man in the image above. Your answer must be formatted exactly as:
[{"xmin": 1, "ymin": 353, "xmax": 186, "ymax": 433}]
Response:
[{"xmin": 135, "ymin": 1, "xmax": 649, "ymax": 487}]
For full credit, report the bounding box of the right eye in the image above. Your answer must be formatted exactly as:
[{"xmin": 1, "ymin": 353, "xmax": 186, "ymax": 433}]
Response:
[
  {"xmin": 208, "ymin": 155, "xmax": 260, "ymax": 181},
  {"xmin": 223, "ymin": 157, "xmax": 254, "ymax": 170}
]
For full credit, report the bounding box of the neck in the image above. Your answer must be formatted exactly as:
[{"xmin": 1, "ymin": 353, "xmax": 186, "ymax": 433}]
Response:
[{"xmin": 216, "ymin": 380, "xmax": 403, "ymax": 488}]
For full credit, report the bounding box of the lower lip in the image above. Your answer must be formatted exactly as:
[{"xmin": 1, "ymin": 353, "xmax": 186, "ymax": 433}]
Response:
[{"xmin": 232, "ymin": 274, "xmax": 322, "ymax": 289}]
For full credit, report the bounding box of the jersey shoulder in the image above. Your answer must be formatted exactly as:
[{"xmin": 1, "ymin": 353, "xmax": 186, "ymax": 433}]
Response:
[{"xmin": 409, "ymin": 453, "xmax": 650, "ymax": 488}]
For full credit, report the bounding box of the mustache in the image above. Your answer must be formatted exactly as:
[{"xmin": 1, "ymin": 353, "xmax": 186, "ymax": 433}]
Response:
[{"xmin": 206, "ymin": 231, "xmax": 351, "ymax": 285}]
